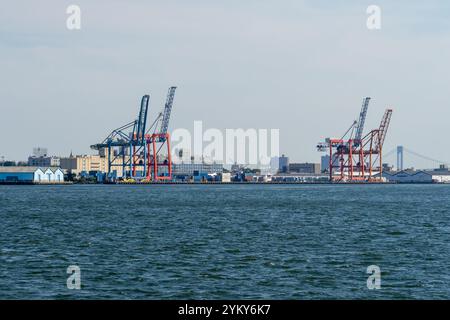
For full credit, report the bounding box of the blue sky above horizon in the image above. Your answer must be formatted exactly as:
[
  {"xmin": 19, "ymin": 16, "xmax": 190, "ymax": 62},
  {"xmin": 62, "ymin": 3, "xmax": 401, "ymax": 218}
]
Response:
[{"xmin": 1, "ymin": 0, "xmax": 450, "ymax": 169}]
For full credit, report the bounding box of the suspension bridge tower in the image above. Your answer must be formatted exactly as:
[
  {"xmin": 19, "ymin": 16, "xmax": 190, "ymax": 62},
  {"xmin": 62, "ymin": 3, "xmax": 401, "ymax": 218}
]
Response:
[{"xmin": 397, "ymin": 146, "xmax": 404, "ymax": 171}]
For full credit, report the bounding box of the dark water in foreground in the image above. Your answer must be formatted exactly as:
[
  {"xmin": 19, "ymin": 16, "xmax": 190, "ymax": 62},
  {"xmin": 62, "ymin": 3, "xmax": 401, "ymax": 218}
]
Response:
[{"xmin": 1, "ymin": 184, "xmax": 450, "ymax": 299}]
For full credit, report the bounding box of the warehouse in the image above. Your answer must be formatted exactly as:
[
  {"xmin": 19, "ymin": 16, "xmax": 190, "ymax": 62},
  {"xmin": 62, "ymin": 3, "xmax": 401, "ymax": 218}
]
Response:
[
  {"xmin": 42, "ymin": 168, "xmax": 65, "ymax": 182},
  {"xmin": 0, "ymin": 167, "xmax": 43, "ymax": 183},
  {"xmin": 172, "ymin": 163, "xmax": 224, "ymax": 176},
  {"xmin": 380, "ymin": 170, "xmax": 450, "ymax": 183},
  {"xmin": 0, "ymin": 167, "xmax": 64, "ymax": 183},
  {"xmin": 289, "ymin": 162, "xmax": 321, "ymax": 174}
]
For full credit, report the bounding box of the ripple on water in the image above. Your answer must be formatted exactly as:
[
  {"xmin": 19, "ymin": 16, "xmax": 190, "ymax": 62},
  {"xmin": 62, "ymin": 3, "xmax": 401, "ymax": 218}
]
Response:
[{"xmin": 1, "ymin": 184, "xmax": 450, "ymax": 299}]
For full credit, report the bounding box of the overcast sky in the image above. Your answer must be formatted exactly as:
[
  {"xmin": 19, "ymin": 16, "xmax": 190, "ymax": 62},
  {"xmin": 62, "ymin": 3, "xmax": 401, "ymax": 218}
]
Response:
[{"xmin": 1, "ymin": 0, "xmax": 449, "ymax": 169}]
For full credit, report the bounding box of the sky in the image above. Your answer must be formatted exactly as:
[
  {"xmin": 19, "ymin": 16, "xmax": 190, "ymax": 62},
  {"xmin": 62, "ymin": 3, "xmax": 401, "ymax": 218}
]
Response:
[{"xmin": 1, "ymin": 0, "xmax": 450, "ymax": 169}]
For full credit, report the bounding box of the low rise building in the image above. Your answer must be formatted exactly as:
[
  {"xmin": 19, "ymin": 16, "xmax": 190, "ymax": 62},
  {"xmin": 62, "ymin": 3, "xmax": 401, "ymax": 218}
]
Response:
[
  {"xmin": 279, "ymin": 155, "xmax": 289, "ymax": 173},
  {"xmin": 28, "ymin": 147, "xmax": 60, "ymax": 167},
  {"xmin": 0, "ymin": 167, "xmax": 64, "ymax": 183},
  {"xmin": 28, "ymin": 156, "xmax": 60, "ymax": 167},
  {"xmin": 271, "ymin": 173, "xmax": 329, "ymax": 183},
  {"xmin": 289, "ymin": 162, "xmax": 321, "ymax": 174},
  {"xmin": 321, "ymin": 155, "xmax": 330, "ymax": 173},
  {"xmin": 60, "ymin": 154, "xmax": 108, "ymax": 175},
  {"xmin": 172, "ymin": 163, "xmax": 223, "ymax": 176},
  {"xmin": 0, "ymin": 167, "xmax": 42, "ymax": 183},
  {"xmin": 41, "ymin": 168, "xmax": 64, "ymax": 182},
  {"xmin": 379, "ymin": 170, "xmax": 450, "ymax": 183}
]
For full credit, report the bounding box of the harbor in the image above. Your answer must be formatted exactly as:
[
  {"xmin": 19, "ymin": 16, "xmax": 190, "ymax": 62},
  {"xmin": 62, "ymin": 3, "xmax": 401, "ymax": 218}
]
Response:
[
  {"xmin": 85, "ymin": 91, "xmax": 398, "ymax": 184},
  {"xmin": 1, "ymin": 91, "xmax": 450, "ymax": 185},
  {"xmin": 3, "ymin": 0, "xmax": 450, "ymax": 306}
]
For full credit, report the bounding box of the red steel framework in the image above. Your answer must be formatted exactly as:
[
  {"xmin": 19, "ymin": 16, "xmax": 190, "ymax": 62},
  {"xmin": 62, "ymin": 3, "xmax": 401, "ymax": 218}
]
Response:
[
  {"xmin": 130, "ymin": 132, "xmax": 172, "ymax": 181},
  {"xmin": 147, "ymin": 133, "xmax": 172, "ymax": 181},
  {"xmin": 327, "ymin": 109, "xmax": 392, "ymax": 182}
]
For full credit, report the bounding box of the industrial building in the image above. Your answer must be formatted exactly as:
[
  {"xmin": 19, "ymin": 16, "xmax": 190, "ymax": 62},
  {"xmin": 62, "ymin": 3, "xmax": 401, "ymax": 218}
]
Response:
[
  {"xmin": 320, "ymin": 155, "xmax": 330, "ymax": 173},
  {"xmin": 271, "ymin": 174, "xmax": 329, "ymax": 183},
  {"xmin": 41, "ymin": 168, "xmax": 65, "ymax": 182},
  {"xmin": 378, "ymin": 168, "xmax": 450, "ymax": 183},
  {"xmin": 289, "ymin": 162, "xmax": 321, "ymax": 174},
  {"xmin": 0, "ymin": 167, "xmax": 64, "ymax": 183},
  {"xmin": 0, "ymin": 167, "xmax": 41, "ymax": 183},
  {"xmin": 60, "ymin": 154, "xmax": 108, "ymax": 176},
  {"xmin": 59, "ymin": 152, "xmax": 225, "ymax": 180},
  {"xmin": 172, "ymin": 163, "xmax": 223, "ymax": 176},
  {"xmin": 278, "ymin": 155, "xmax": 289, "ymax": 173}
]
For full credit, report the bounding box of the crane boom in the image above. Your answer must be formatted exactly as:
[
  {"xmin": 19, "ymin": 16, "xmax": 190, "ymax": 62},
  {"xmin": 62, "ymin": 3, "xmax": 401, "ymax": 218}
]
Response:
[
  {"xmin": 134, "ymin": 95, "xmax": 150, "ymax": 143},
  {"xmin": 354, "ymin": 97, "xmax": 370, "ymax": 145},
  {"xmin": 159, "ymin": 87, "xmax": 177, "ymax": 137},
  {"xmin": 375, "ymin": 108, "xmax": 393, "ymax": 151}
]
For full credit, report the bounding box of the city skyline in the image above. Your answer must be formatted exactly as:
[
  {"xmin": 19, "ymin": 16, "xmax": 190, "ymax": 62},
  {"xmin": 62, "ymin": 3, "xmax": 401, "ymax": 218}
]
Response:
[{"xmin": 1, "ymin": 1, "xmax": 450, "ymax": 169}]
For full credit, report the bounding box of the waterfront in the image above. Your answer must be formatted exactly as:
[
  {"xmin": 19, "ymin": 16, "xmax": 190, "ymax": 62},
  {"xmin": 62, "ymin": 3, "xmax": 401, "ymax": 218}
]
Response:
[{"xmin": 1, "ymin": 184, "xmax": 450, "ymax": 299}]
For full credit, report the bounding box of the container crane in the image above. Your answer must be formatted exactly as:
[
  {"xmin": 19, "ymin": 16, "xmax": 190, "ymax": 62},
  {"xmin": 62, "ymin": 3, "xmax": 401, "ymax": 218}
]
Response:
[
  {"xmin": 91, "ymin": 87, "xmax": 177, "ymax": 182},
  {"xmin": 148, "ymin": 86, "xmax": 177, "ymax": 180},
  {"xmin": 91, "ymin": 95, "xmax": 150, "ymax": 179},
  {"xmin": 317, "ymin": 97, "xmax": 393, "ymax": 182}
]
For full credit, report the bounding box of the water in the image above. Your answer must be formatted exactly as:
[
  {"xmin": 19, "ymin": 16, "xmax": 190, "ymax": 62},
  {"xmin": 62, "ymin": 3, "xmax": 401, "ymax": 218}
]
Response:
[{"xmin": 1, "ymin": 184, "xmax": 450, "ymax": 299}]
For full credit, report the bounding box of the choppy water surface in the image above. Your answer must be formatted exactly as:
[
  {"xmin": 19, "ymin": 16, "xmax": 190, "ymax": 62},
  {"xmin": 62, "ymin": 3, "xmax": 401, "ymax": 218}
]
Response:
[{"xmin": 1, "ymin": 184, "xmax": 450, "ymax": 299}]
